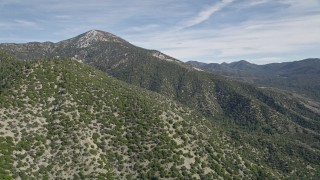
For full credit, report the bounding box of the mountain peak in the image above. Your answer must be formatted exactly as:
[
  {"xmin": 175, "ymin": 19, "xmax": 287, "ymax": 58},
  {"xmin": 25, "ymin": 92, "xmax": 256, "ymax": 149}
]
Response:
[
  {"xmin": 83, "ymin": 29, "xmax": 115, "ymax": 39},
  {"xmin": 233, "ymin": 60, "xmax": 251, "ymax": 64},
  {"xmin": 64, "ymin": 29, "xmax": 126, "ymax": 48},
  {"xmin": 84, "ymin": 29, "xmax": 101, "ymax": 37}
]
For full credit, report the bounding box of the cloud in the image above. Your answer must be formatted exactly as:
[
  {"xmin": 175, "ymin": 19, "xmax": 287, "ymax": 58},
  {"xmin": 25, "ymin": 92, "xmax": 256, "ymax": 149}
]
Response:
[
  {"xmin": 54, "ymin": 15, "xmax": 71, "ymax": 19},
  {"xmin": 127, "ymin": 24, "xmax": 160, "ymax": 33},
  {"xmin": 130, "ymin": 12, "xmax": 320, "ymax": 63},
  {"xmin": 14, "ymin": 20, "xmax": 37, "ymax": 27},
  {"xmin": 246, "ymin": 0, "xmax": 270, "ymax": 7},
  {"xmin": 0, "ymin": 0, "xmax": 21, "ymax": 6},
  {"xmin": 181, "ymin": 0, "xmax": 234, "ymax": 28},
  {"xmin": 0, "ymin": 19, "xmax": 39, "ymax": 29}
]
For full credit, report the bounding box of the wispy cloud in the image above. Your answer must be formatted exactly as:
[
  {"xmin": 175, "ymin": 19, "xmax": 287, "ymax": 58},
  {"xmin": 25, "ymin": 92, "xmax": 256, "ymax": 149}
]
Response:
[
  {"xmin": 54, "ymin": 15, "xmax": 71, "ymax": 19},
  {"xmin": 0, "ymin": 0, "xmax": 21, "ymax": 6},
  {"xmin": 181, "ymin": 0, "xmax": 234, "ymax": 28},
  {"xmin": 238, "ymin": 0, "xmax": 270, "ymax": 8},
  {"xmin": 130, "ymin": 12, "xmax": 320, "ymax": 64},
  {"xmin": 128, "ymin": 24, "xmax": 160, "ymax": 33},
  {"xmin": 0, "ymin": 0, "xmax": 319, "ymax": 64},
  {"xmin": 0, "ymin": 19, "xmax": 39, "ymax": 29},
  {"xmin": 14, "ymin": 20, "xmax": 37, "ymax": 27}
]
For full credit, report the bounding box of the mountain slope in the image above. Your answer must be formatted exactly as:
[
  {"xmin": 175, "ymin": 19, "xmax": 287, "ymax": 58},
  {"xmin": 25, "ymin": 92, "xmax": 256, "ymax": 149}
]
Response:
[
  {"xmin": 187, "ymin": 59, "xmax": 320, "ymax": 101},
  {"xmin": 1, "ymin": 31, "xmax": 320, "ymax": 178},
  {"xmin": 0, "ymin": 54, "xmax": 279, "ymax": 179}
]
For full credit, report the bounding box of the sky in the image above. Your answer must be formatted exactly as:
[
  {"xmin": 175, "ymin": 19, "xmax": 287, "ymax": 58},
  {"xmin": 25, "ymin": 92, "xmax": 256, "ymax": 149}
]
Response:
[{"xmin": 0, "ymin": 0, "xmax": 320, "ymax": 64}]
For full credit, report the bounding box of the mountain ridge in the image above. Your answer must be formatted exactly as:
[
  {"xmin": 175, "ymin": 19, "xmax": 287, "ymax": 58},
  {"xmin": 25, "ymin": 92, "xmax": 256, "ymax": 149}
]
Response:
[{"xmin": 187, "ymin": 58, "xmax": 320, "ymax": 101}]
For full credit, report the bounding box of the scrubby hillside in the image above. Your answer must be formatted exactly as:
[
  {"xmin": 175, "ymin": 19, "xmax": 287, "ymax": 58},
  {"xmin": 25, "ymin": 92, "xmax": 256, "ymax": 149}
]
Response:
[{"xmin": 0, "ymin": 54, "xmax": 276, "ymax": 179}]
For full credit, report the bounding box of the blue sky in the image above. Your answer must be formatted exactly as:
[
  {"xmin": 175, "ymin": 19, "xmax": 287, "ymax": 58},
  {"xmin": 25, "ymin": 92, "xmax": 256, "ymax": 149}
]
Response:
[{"xmin": 0, "ymin": 0, "xmax": 319, "ymax": 64}]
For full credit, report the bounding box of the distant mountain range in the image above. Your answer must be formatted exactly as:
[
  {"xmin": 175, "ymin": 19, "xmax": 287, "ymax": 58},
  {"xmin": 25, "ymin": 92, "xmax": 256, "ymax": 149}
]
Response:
[
  {"xmin": 1, "ymin": 30, "xmax": 320, "ymax": 178},
  {"xmin": 187, "ymin": 59, "xmax": 320, "ymax": 102}
]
